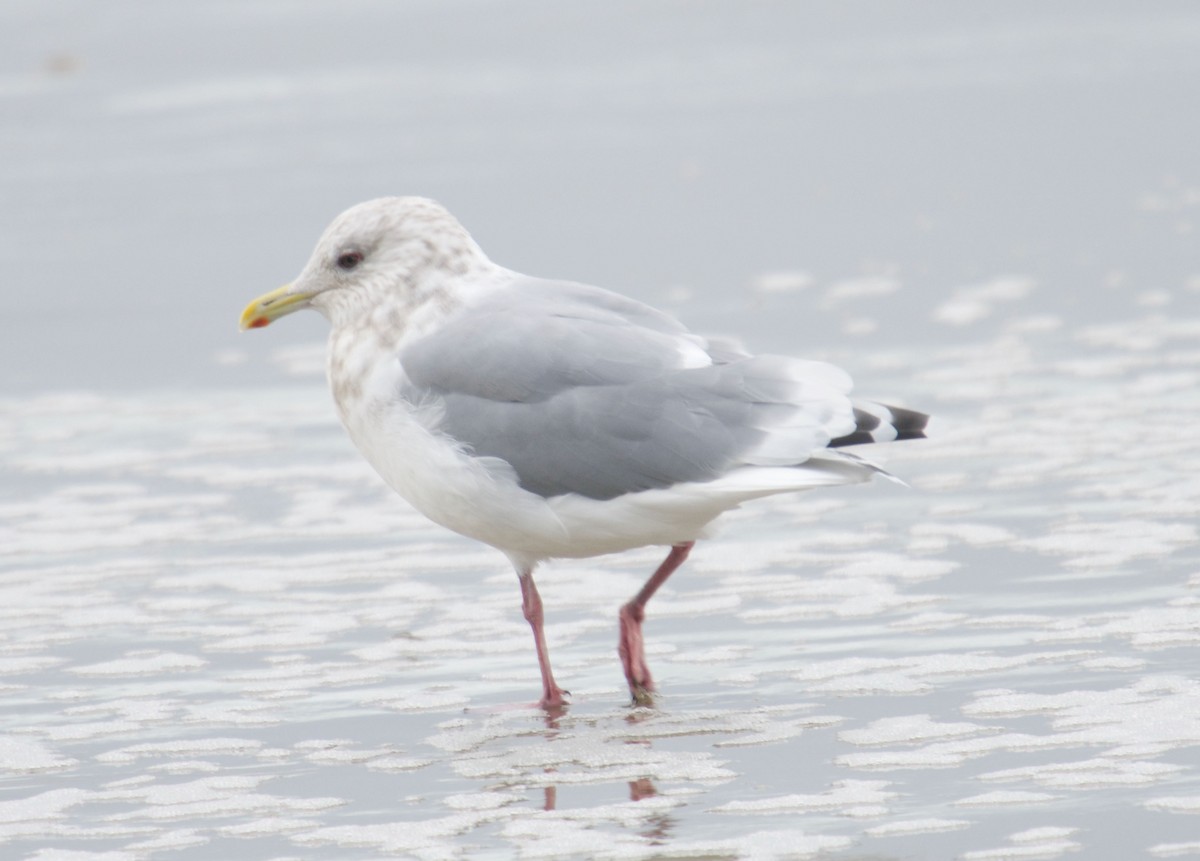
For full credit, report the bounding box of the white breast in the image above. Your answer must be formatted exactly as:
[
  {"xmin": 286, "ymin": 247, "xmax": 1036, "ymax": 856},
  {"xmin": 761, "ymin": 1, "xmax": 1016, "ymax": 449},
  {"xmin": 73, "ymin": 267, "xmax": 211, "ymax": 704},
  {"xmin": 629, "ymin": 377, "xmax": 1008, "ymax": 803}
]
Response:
[{"xmin": 327, "ymin": 327, "xmax": 570, "ymax": 560}]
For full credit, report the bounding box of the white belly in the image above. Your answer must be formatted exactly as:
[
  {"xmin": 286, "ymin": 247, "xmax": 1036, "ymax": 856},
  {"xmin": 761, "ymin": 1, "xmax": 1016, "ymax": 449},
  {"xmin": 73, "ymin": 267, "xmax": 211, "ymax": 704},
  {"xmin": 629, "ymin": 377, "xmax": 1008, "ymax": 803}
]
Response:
[{"xmin": 330, "ymin": 347, "xmax": 565, "ymax": 551}]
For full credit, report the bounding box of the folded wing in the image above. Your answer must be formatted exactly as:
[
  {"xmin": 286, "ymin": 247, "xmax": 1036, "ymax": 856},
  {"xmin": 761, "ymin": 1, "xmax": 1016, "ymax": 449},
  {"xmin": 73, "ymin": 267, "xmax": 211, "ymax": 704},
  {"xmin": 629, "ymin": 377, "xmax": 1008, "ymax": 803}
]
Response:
[{"xmin": 400, "ymin": 278, "xmax": 858, "ymax": 500}]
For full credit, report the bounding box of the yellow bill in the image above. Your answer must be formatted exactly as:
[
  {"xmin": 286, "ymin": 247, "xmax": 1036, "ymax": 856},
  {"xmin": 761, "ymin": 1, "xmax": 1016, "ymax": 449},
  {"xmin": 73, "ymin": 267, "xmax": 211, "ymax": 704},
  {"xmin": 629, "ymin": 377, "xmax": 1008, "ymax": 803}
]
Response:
[{"xmin": 239, "ymin": 284, "xmax": 312, "ymax": 330}]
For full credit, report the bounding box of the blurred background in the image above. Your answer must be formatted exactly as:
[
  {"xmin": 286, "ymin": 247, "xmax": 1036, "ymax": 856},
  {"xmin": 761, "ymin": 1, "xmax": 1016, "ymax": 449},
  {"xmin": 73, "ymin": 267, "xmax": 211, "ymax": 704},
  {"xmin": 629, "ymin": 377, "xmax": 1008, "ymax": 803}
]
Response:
[
  {"xmin": 3, "ymin": 4, "xmax": 1200, "ymax": 860},
  {"xmin": 3, "ymin": 0, "xmax": 1197, "ymax": 392}
]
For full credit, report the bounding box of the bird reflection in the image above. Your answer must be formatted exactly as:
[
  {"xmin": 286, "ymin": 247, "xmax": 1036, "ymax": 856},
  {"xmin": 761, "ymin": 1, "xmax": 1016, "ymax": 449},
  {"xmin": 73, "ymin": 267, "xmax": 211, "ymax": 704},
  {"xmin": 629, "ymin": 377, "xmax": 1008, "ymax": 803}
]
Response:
[
  {"xmin": 628, "ymin": 777, "xmax": 657, "ymax": 801},
  {"xmin": 531, "ymin": 709, "xmax": 675, "ymax": 844}
]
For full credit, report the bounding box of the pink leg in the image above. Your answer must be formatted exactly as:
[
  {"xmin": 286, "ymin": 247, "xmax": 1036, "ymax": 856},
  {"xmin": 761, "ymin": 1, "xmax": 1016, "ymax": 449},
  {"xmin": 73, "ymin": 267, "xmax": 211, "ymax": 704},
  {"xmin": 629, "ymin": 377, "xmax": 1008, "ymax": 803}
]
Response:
[
  {"xmin": 618, "ymin": 542, "xmax": 694, "ymax": 705},
  {"xmin": 519, "ymin": 570, "xmax": 569, "ymax": 710}
]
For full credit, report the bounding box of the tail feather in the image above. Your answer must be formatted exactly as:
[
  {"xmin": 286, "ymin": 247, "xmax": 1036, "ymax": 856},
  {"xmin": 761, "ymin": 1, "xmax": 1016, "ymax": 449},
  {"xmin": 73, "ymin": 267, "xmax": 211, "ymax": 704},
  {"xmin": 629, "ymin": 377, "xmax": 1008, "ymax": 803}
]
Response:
[{"xmin": 829, "ymin": 402, "xmax": 929, "ymax": 448}]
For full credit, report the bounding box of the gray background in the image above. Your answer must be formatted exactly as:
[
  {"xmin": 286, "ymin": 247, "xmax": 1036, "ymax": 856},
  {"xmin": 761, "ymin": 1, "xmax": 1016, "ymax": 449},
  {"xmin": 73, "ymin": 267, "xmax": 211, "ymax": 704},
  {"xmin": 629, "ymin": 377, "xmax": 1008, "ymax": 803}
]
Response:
[{"xmin": 2, "ymin": 2, "xmax": 1199, "ymax": 859}]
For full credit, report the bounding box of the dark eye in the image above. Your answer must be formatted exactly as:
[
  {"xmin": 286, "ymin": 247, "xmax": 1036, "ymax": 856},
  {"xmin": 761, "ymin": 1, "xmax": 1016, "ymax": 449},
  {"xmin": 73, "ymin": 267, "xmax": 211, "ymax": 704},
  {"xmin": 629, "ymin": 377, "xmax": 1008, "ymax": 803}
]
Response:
[{"xmin": 336, "ymin": 251, "xmax": 363, "ymax": 271}]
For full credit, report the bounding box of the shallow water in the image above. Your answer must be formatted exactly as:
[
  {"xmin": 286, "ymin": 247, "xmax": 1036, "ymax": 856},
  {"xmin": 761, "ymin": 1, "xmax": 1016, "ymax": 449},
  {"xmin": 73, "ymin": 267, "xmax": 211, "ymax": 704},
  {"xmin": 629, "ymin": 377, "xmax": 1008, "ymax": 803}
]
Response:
[{"xmin": 3, "ymin": 2, "xmax": 1200, "ymax": 859}]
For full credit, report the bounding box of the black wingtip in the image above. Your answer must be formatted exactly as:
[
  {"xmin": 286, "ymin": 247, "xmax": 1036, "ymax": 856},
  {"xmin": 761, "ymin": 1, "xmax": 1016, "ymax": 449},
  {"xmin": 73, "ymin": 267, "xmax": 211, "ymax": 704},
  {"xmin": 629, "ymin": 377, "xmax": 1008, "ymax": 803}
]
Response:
[
  {"xmin": 885, "ymin": 405, "xmax": 929, "ymax": 441},
  {"xmin": 829, "ymin": 403, "xmax": 929, "ymax": 448}
]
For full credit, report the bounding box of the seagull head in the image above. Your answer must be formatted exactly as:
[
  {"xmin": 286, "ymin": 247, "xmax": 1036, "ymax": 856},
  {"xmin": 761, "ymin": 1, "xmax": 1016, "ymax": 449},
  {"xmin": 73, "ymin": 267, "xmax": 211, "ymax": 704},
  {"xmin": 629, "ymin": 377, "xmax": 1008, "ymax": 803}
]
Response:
[{"xmin": 240, "ymin": 196, "xmax": 492, "ymax": 331}]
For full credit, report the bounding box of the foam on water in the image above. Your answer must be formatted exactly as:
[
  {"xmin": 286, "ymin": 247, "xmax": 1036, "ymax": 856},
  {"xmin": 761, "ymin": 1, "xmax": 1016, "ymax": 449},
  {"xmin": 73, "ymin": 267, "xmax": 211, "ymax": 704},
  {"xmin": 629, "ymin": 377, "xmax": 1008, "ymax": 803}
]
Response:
[{"xmin": 3, "ymin": 295, "xmax": 1199, "ymax": 858}]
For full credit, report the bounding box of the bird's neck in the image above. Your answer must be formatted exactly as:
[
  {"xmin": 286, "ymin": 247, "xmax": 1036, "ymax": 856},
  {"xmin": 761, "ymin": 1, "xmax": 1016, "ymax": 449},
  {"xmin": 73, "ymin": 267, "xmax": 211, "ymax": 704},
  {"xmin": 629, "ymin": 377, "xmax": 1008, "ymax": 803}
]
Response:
[{"xmin": 324, "ymin": 265, "xmax": 516, "ymax": 416}]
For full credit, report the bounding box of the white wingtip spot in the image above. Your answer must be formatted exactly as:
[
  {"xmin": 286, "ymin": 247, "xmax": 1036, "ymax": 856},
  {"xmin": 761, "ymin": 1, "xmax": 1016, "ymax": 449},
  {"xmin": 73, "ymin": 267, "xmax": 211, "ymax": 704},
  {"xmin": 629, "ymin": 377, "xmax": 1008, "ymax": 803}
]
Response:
[{"xmin": 676, "ymin": 337, "xmax": 714, "ymax": 369}]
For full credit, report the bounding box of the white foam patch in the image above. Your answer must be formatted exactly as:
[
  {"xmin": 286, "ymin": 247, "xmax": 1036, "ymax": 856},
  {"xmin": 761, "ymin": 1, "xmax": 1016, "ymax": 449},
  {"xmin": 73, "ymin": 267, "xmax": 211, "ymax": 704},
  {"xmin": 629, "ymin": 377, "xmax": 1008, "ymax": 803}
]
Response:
[
  {"xmin": 672, "ymin": 643, "xmax": 750, "ymax": 664},
  {"xmin": 181, "ymin": 700, "xmax": 281, "ymax": 727},
  {"xmin": 750, "ymin": 270, "xmax": 814, "ymax": 295},
  {"xmin": 866, "ymin": 818, "xmax": 972, "ymax": 837},
  {"xmin": 843, "ymin": 317, "xmax": 879, "ymax": 336},
  {"xmin": 296, "ymin": 739, "xmax": 405, "ymax": 766},
  {"xmin": 839, "ymin": 714, "xmax": 996, "ymax": 747},
  {"xmin": 960, "ymin": 826, "xmax": 1080, "ymax": 860},
  {"xmin": 369, "ymin": 689, "xmax": 472, "ymax": 713},
  {"xmin": 22, "ymin": 851, "xmax": 138, "ymax": 861},
  {"xmin": 910, "ymin": 522, "xmax": 1017, "ymax": 547},
  {"xmin": 0, "ymin": 737, "xmax": 76, "ymax": 773},
  {"xmin": 1020, "ymin": 520, "xmax": 1197, "ymax": 570},
  {"xmin": 102, "ymin": 775, "xmax": 345, "ymax": 822},
  {"xmin": 1144, "ymin": 796, "xmax": 1200, "ymax": 814},
  {"xmin": 70, "ymin": 651, "xmax": 207, "ymax": 677},
  {"xmin": 124, "ymin": 828, "xmax": 209, "ymax": 851},
  {"xmin": 1078, "ymin": 656, "xmax": 1146, "ymax": 671},
  {"xmin": 295, "ymin": 809, "xmax": 522, "ymax": 856},
  {"xmin": 0, "ymin": 788, "xmax": 94, "ymax": 841},
  {"xmin": 823, "ymin": 276, "xmax": 902, "ymax": 305},
  {"xmin": 1075, "ymin": 316, "xmax": 1200, "ymax": 351},
  {"xmin": 1032, "ymin": 604, "xmax": 1200, "ymax": 650},
  {"xmin": 890, "ymin": 611, "xmax": 970, "ymax": 631},
  {"xmin": 97, "ymin": 738, "xmax": 261, "ymax": 767},
  {"xmin": 217, "ymin": 816, "xmax": 319, "ymax": 837},
  {"xmin": 952, "ymin": 791, "xmax": 1060, "ymax": 808},
  {"xmin": 0, "ymin": 656, "xmax": 66, "ymax": 675},
  {"xmin": 838, "ymin": 731, "xmax": 1057, "ymax": 771},
  {"xmin": 1149, "ymin": 842, "xmax": 1200, "ymax": 858},
  {"xmin": 842, "ymin": 675, "xmax": 1200, "ymax": 777},
  {"xmin": 795, "ymin": 651, "xmax": 1094, "ymax": 697},
  {"xmin": 445, "ymin": 791, "xmax": 524, "ymax": 811},
  {"xmin": 366, "ymin": 755, "xmax": 436, "ymax": 773},
  {"xmin": 963, "ymin": 676, "xmax": 1200, "ymax": 756},
  {"xmin": 41, "ymin": 699, "xmax": 179, "ymax": 742},
  {"xmin": 934, "ymin": 277, "xmax": 1035, "ymax": 326},
  {"xmin": 149, "ymin": 760, "xmax": 222, "ymax": 775},
  {"xmin": 714, "ymin": 779, "xmax": 895, "ymax": 817},
  {"xmin": 979, "ymin": 757, "xmax": 1184, "ymax": 789},
  {"xmin": 733, "ymin": 561, "xmax": 943, "ymax": 622}
]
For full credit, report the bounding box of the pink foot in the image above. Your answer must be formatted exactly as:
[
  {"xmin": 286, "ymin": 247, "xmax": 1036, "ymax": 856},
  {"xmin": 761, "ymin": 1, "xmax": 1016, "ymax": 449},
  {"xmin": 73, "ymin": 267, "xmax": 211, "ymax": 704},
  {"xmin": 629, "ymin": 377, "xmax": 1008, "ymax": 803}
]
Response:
[
  {"xmin": 538, "ymin": 687, "xmax": 570, "ymax": 711},
  {"xmin": 519, "ymin": 569, "xmax": 571, "ymax": 712},
  {"xmin": 616, "ymin": 542, "xmax": 693, "ymax": 706},
  {"xmin": 619, "ymin": 602, "xmax": 655, "ymax": 705}
]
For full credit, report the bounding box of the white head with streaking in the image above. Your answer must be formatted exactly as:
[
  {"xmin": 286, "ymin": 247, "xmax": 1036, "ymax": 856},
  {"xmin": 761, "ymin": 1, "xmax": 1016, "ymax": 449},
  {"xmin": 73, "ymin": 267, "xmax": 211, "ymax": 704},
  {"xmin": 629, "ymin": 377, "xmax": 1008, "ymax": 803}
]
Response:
[
  {"xmin": 241, "ymin": 197, "xmax": 500, "ymax": 334},
  {"xmin": 240, "ymin": 196, "xmax": 929, "ymax": 710}
]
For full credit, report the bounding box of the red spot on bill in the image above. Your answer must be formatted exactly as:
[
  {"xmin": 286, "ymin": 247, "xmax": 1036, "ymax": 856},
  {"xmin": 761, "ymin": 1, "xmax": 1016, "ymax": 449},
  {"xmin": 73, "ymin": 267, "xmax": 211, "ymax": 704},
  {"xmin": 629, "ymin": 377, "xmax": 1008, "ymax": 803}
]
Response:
[{"xmin": 249, "ymin": 317, "xmax": 270, "ymax": 329}]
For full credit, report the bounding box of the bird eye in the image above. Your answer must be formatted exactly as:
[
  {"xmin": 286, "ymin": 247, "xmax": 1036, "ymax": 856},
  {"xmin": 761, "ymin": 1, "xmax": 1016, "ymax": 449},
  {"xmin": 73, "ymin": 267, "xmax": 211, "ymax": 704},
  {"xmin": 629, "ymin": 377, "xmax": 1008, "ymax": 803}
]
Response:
[{"xmin": 336, "ymin": 251, "xmax": 363, "ymax": 271}]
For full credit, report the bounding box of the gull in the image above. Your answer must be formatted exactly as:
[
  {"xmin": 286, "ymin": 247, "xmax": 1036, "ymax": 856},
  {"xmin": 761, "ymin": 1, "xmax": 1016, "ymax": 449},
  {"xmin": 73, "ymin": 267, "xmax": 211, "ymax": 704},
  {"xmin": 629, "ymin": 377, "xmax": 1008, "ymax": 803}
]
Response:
[{"xmin": 240, "ymin": 197, "xmax": 927, "ymax": 708}]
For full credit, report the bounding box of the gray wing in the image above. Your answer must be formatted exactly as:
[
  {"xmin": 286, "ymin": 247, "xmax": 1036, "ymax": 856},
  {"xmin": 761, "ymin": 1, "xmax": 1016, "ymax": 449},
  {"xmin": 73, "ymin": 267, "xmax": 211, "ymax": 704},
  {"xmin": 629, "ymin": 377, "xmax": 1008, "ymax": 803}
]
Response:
[{"xmin": 400, "ymin": 278, "xmax": 854, "ymax": 500}]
